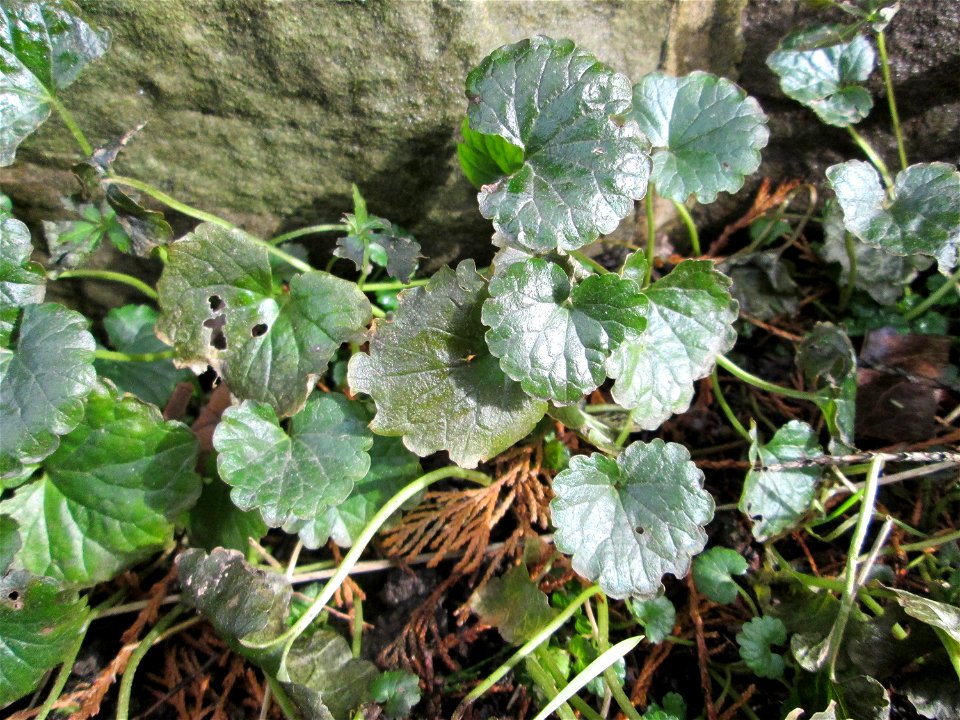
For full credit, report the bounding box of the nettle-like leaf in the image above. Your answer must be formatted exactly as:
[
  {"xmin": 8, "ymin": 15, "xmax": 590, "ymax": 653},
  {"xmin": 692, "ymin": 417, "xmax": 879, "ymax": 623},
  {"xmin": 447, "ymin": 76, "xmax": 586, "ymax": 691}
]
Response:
[
  {"xmin": 606, "ymin": 260, "xmax": 738, "ymax": 430},
  {"xmin": 692, "ymin": 546, "xmax": 748, "ymax": 605},
  {"xmin": 740, "ymin": 421, "xmax": 823, "ymax": 541},
  {"xmin": 473, "ymin": 564, "xmax": 556, "ymax": 644},
  {"xmin": 629, "ymin": 71, "xmax": 768, "ymax": 204},
  {"xmin": 737, "ymin": 616, "xmax": 787, "ymax": 679},
  {"xmin": 0, "ymin": 381, "xmax": 201, "ymax": 586},
  {"xmin": 0, "ymin": 1, "xmax": 109, "ymax": 165},
  {"xmin": 550, "ymin": 439, "xmax": 714, "ymax": 599},
  {"xmin": 0, "ymin": 571, "xmax": 88, "ymax": 706},
  {"xmin": 213, "ymin": 392, "xmax": 373, "ymax": 548},
  {"xmin": 827, "ymin": 161, "xmax": 960, "ymax": 273},
  {"xmin": 457, "ymin": 116, "xmax": 524, "ymax": 189},
  {"xmin": 767, "ymin": 26, "xmax": 875, "ymax": 127},
  {"xmin": 348, "ymin": 260, "xmax": 547, "ymax": 468},
  {"xmin": 482, "ymin": 258, "xmax": 647, "ymax": 404},
  {"xmin": 156, "ymin": 223, "xmax": 371, "ymax": 418},
  {"xmin": 0, "ymin": 303, "xmax": 96, "ymax": 477},
  {"xmin": 94, "ymin": 304, "xmax": 193, "ymax": 407},
  {"xmin": 465, "ymin": 35, "xmax": 650, "ymax": 253},
  {"xmin": 0, "ymin": 210, "xmax": 45, "ymax": 345},
  {"xmin": 627, "ymin": 595, "xmax": 676, "ymax": 644},
  {"xmin": 371, "ymin": 670, "xmax": 422, "ymax": 720}
]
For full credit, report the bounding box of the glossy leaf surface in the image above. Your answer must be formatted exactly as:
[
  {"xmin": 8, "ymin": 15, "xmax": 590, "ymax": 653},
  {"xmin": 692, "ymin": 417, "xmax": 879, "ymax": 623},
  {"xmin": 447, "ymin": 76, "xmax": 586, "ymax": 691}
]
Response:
[
  {"xmin": 348, "ymin": 261, "xmax": 546, "ymax": 468},
  {"xmin": 551, "ymin": 439, "xmax": 714, "ymax": 599},
  {"xmin": 892, "ymin": 589, "xmax": 960, "ymax": 642},
  {"xmin": 737, "ymin": 616, "xmax": 787, "ymax": 679},
  {"xmin": 630, "ymin": 72, "xmax": 768, "ymax": 203},
  {"xmin": 466, "ymin": 36, "xmax": 650, "ymax": 253},
  {"xmin": 692, "ymin": 546, "xmax": 748, "ymax": 605},
  {"xmin": 473, "ymin": 565, "xmax": 556, "ymax": 644},
  {"xmin": 457, "ymin": 116, "xmax": 523, "ymax": 189},
  {"xmin": 0, "ymin": 210, "xmax": 45, "ymax": 345}
]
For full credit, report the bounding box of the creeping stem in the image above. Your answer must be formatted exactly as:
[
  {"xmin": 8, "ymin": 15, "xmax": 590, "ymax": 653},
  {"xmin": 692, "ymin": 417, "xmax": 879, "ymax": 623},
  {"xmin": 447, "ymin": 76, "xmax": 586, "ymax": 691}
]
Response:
[
  {"xmin": 53, "ymin": 269, "xmax": 159, "ymax": 301},
  {"xmin": 94, "ymin": 348, "xmax": 176, "ymax": 363},
  {"xmin": 715, "ymin": 355, "xmax": 822, "ymax": 403},
  {"xmin": 838, "ymin": 231, "xmax": 858, "ymax": 312},
  {"xmin": 268, "ymin": 224, "xmax": 348, "ymax": 246}
]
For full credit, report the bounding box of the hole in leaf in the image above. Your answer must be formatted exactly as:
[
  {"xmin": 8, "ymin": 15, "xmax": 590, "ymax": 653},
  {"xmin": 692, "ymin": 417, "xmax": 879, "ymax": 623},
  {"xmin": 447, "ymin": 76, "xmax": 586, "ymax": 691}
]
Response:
[
  {"xmin": 7, "ymin": 590, "xmax": 19, "ymax": 602},
  {"xmin": 635, "ymin": 526, "xmax": 645, "ymax": 536},
  {"xmin": 208, "ymin": 295, "xmax": 224, "ymax": 311},
  {"xmin": 203, "ymin": 315, "xmax": 227, "ymax": 350},
  {"xmin": 251, "ymin": 323, "xmax": 268, "ymax": 337}
]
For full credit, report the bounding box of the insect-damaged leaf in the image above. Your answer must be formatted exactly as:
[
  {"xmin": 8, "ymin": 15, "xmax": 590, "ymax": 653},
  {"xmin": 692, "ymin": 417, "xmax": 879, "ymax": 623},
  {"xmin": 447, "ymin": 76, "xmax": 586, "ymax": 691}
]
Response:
[
  {"xmin": 473, "ymin": 564, "xmax": 557, "ymax": 644},
  {"xmin": 0, "ymin": 381, "xmax": 200, "ymax": 586},
  {"xmin": 767, "ymin": 26, "xmax": 875, "ymax": 127},
  {"xmin": 0, "ymin": 1, "xmax": 109, "ymax": 165},
  {"xmin": 630, "ymin": 71, "xmax": 768, "ymax": 204},
  {"xmin": 606, "ymin": 260, "xmax": 738, "ymax": 430},
  {"xmin": 483, "ymin": 258, "xmax": 647, "ymax": 404},
  {"xmin": 465, "ymin": 36, "xmax": 650, "ymax": 253},
  {"xmin": 827, "ymin": 160, "xmax": 960, "ymax": 274},
  {"xmin": 348, "ymin": 260, "xmax": 547, "ymax": 468},
  {"xmin": 0, "ymin": 209, "xmax": 45, "ymax": 345},
  {"xmin": 550, "ymin": 439, "xmax": 714, "ymax": 599},
  {"xmin": 0, "ymin": 571, "xmax": 88, "ymax": 706},
  {"xmin": 156, "ymin": 223, "xmax": 371, "ymax": 418}
]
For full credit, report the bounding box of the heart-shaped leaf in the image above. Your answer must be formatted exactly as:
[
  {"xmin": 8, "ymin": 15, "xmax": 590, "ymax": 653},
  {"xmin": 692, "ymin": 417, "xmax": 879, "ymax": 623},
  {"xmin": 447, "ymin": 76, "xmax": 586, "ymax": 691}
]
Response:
[
  {"xmin": 737, "ymin": 616, "xmax": 787, "ymax": 679},
  {"xmin": 740, "ymin": 421, "xmax": 823, "ymax": 541},
  {"xmin": 0, "ymin": 381, "xmax": 201, "ymax": 586},
  {"xmin": 550, "ymin": 439, "xmax": 714, "ymax": 599},
  {"xmin": 213, "ymin": 392, "xmax": 373, "ymax": 548},
  {"xmin": 629, "ymin": 72, "xmax": 768, "ymax": 204},
  {"xmin": 482, "ymin": 258, "xmax": 647, "ymax": 404},
  {"xmin": 348, "ymin": 260, "xmax": 547, "ymax": 468},
  {"xmin": 457, "ymin": 117, "xmax": 524, "ymax": 189},
  {"xmin": 473, "ymin": 564, "xmax": 557, "ymax": 644},
  {"xmin": 0, "ymin": 1, "xmax": 109, "ymax": 165},
  {"xmin": 827, "ymin": 160, "xmax": 960, "ymax": 273},
  {"xmin": 0, "ymin": 210, "xmax": 45, "ymax": 345},
  {"xmin": 156, "ymin": 223, "xmax": 371, "ymax": 418},
  {"xmin": 0, "ymin": 571, "xmax": 88, "ymax": 706},
  {"xmin": 0, "ymin": 303, "xmax": 96, "ymax": 476},
  {"xmin": 465, "ymin": 36, "xmax": 650, "ymax": 253},
  {"xmin": 627, "ymin": 595, "xmax": 676, "ymax": 644},
  {"xmin": 692, "ymin": 546, "xmax": 748, "ymax": 605},
  {"xmin": 606, "ymin": 260, "xmax": 738, "ymax": 430},
  {"xmin": 767, "ymin": 26, "xmax": 875, "ymax": 127},
  {"xmin": 371, "ymin": 670, "xmax": 422, "ymax": 720}
]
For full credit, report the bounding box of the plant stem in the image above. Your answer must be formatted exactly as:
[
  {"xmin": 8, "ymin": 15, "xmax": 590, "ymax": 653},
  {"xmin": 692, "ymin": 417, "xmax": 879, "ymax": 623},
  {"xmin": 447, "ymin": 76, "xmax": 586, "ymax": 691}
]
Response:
[
  {"xmin": 845, "ymin": 127, "xmax": 894, "ymax": 189},
  {"xmin": 451, "ymin": 584, "xmax": 603, "ymax": 720},
  {"xmin": 838, "ymin": 232, "xmax": 858, "ymax": 311},
  {"xmin": 35, "ymin": 625, "xmax": 87, "ymax": 720},
  {"xmin": 707, "ymin": 668, "xmax": 762, "ymax": 720},
  {"xmin": 711, "ymin": 369, "xmax": 751, "ymax": 442},
  {"xmin": 116, "ymin": 605, "xmax": 185, "ymax": 720},
  {"xmin": 614, "ymin": 409, "xmax": 635, "ymax": 448},
  {"xmin": 351, "ymin": 595, "xmax": 363, "ymax": 659},
  {"xmin": 671, "ymin": 199, "xmax": 701, "ymax": 256},
  {"xmin": 54, "ymin": 269, "xmax": 159, "ymax": 301},
  {"xmin": 876, "ymin": 31, "xmax": 908, "ymax": 171},
  {"xmin": 549, "ymin": 404, "xmax": 621, "ymax": 456},
  {"xmin": 361, "ymin": 278, "xmax": 429, "ymax": 291},
  {"xmin": 105, "ymin": 176, "xmax": 234, "ymax": 229},
  {"xmin": 903, "ymin": 265, "xmax": 960, "ymax": 320},
  {"xmin": 570, "ymin": 251, "xmax": 609, "ymax": 275},
  {"xmin": 644, "ymin": 184, "xmax": 657, "ymax": 288},
  {"xmin": 264, "ymin": 674, "xmax": 299, "ymax": 720},
  {"xmin": 525, "ymin": 655, "xmax": 578, "ymax": 720},
  {"xmin": 47, "ymin": 94, "xmax": 93, "ymax": 156},
  {"xmin": 94, "ymin": 348, "xmax": 176, "ymax": 363},
  {"xmin": 535, "ymin": 647, "xmax": 606, "ymax": 720},
  {"xmin": 716, "ymin": 355, "xmax": 822, "ymax": 402},
  {"xmin": 269, "ymin": 224, "xmax": 348, "ymax": 246}
]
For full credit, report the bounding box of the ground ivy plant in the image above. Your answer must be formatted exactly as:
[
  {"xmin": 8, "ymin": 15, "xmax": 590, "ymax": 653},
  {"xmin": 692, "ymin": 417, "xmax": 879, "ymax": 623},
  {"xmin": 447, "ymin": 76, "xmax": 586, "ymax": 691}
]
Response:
[{"xmin": 2, "ymin": 3, "xmax": 959, "ymax": 719}]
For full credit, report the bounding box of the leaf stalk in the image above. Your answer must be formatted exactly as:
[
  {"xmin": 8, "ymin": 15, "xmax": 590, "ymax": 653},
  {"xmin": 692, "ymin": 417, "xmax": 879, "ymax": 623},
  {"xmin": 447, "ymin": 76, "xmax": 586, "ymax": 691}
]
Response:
[
  {"xmin": 876, "ymin": 31, "xmax": 908, "ymax": 171},
  {"xmin": 54, "ymin": 269, "xmax": 158, "ymax": 301}
]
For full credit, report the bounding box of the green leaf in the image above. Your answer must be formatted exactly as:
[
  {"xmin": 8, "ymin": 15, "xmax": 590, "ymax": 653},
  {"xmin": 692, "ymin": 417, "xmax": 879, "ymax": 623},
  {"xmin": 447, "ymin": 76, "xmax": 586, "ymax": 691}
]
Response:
[
  {"xmin": 472, "ymin": 564, "xmax": 557, "ymax": 644},
  {"xmin": 692, "ymin": 546, "xmax": 748, "ymax": 605},
  {"xmin": 156, "ymin": 223, "xmax": 371, "ymax": 418},
  {"xmin": 721, "ymin": 250, "xmax": 801, "ymax": 320},
  {"xmin": 891, "ymin": 589, "xmax": 960, "ymax": 642},
  {"xmin": 334, "ymin": 189, "xmax": 421, "ymax": 283},
  {"xmin": 482, "ymin": 258, "xmax": 647, "ymax": 404},
  {"xmin": 0, "ymin": 210, "xmax": 45, "ymax": 345},
  {"xmin": 465, "ymin": 36, "xmax": 650, "ymax": 253},
  {"xmin": 767, "ymin": 26, "xmax": 875, "ymax": 127},
  {"xmin": 0, "ymin": 516, "xmax": 19, "ymax": 572},
  {"xmin": 550, "ymin": 439, "xmax": 714, "ymax": 599},
  {"xmin": 797, "ymin": 322, "xmax": 857, "ymax": 452},
  {"xmin": 186, "ymin": 477, "xmax": 267, "ymax": 553},
  {"xmin": 567, "ymin": 635, "xmax": 626, "ymax": 696},
  {"xmin": 0, "ymin": 1, "xmax": 109, "ymax": 165},
  {"xmin": 629, "ymin": 71, "xmax": 768, "ymax": 204},
  {"xmin": 371, "ymin": 670, "xmax": 422, "ymax": 720},
  {"xmin": 737, "ymin": 615, "xmax": 787, "ymax": 679},
  {"xmin": 606, "ymin": 260, "xmax": 738, "ymax": 430},
  {"xmin": 348, "ymin": 260, "xmax": 547, "ymax": 468},
  {"xmin": 627, "ymin": 595, "xmax": 676, "ymax": 644},
  {"xmin": 44, "ymin": 203, "xmax": 131, "ymax": 267},
  {"xmin": 740, "ymin": 421, "xmax": 823, "ymax": 541},
  {"xmin": 94, "ymin": 304, "xmax": 194, "ymax": 407},
  {"xmin": 0, "ymin": 570, "xmax": 89, "ymax": 706},
  {"xmin": 1, "ymin": 381, "xmax": 201, "ymax": 586},
  {"xmin": 827, "ymin": 161, "xmax": 960, "ymax": 273},
  {"xmin": 833, "ymin": 675, "xmax": 891, "ymax": 720},
  {"xmin": 213, "ymin": 392, "xmax": 373, "ymax": 548},
  {"xmin": 103, "ymin": 184, "xmax": 172, "ymax": 257},
  {"xmin": 457, "ymin": 116, "xmax": 524, "ymax": 189},
  {"xmin": 0, "ymin": 303, "xmax": 96, "ymax": 477}
]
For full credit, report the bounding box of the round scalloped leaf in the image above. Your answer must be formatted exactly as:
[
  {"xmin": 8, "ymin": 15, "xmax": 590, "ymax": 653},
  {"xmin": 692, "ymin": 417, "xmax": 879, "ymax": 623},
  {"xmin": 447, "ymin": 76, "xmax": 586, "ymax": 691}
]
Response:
[
  {"xmin": 371, "ymin": 670, "xmax": 422, "ymax": 720},
  {"xmin": 550, "ymin": 439, "xmax": 714, "ymax": 599},
  {"xmin": 767, "ymin": 26, "xmax": 875, "ymax": 127},
  {"xmin": 348, "ymin": 260, "xmax": 547, "ymax": 468},
  {"xmin": 626, "ymin": 595, "xmax": 676, "ymax": 644},
  {"xmin": 630, "ymin": 72, "xmax": 768, "ymax": 204},
  {"xmin": 692, "ymin": 546, "xmax": 748, "ymax": 605},
  {"xmin": 1, "ymin": 212, "xmax": 46, "ymax": 346},
  {"xmin": 465, "ymin": 36, "xmax": 650, "ymax": 253},
  {"xmin": 213, "ymin": 392, "xmax": 373, "ymax": 546},
  {"xmin": 0, "ymin": 381, "xmax": 201, "ymax": 586},
  {"xmin": 740, "ymin": 421, "xmax": 823, "ymax": 541},
  {"xmin": 0, "ymin": 303, "xmax": 96, "ymax": 477},
  {"xmin": 156, "ymin": 223, "xmax": 371, "ymax": 418},
  {"xmin": 737, "ymin": 616, "xmax": 787, "ymax": 679},
  {"xmin": 473, "ymin": 564, "xmax": 557, "ymax": 644},
  {"xmin": 0, "ymin": 571, "xmax": 89, "ymax": 706},
  {"xmin": 606, "ymin": 260, "xmax": 738, "ymax": 430},
  {"xmin": 826, "ymin": 160, "xmax": 960, "ymax": 274},
  {"xmin": 0, "ymin": 2, "xmax": 109, "ymax": 165},
  {"xmin": 482, "ymin": 258, "xmax": 647, "ymax": 404}
]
